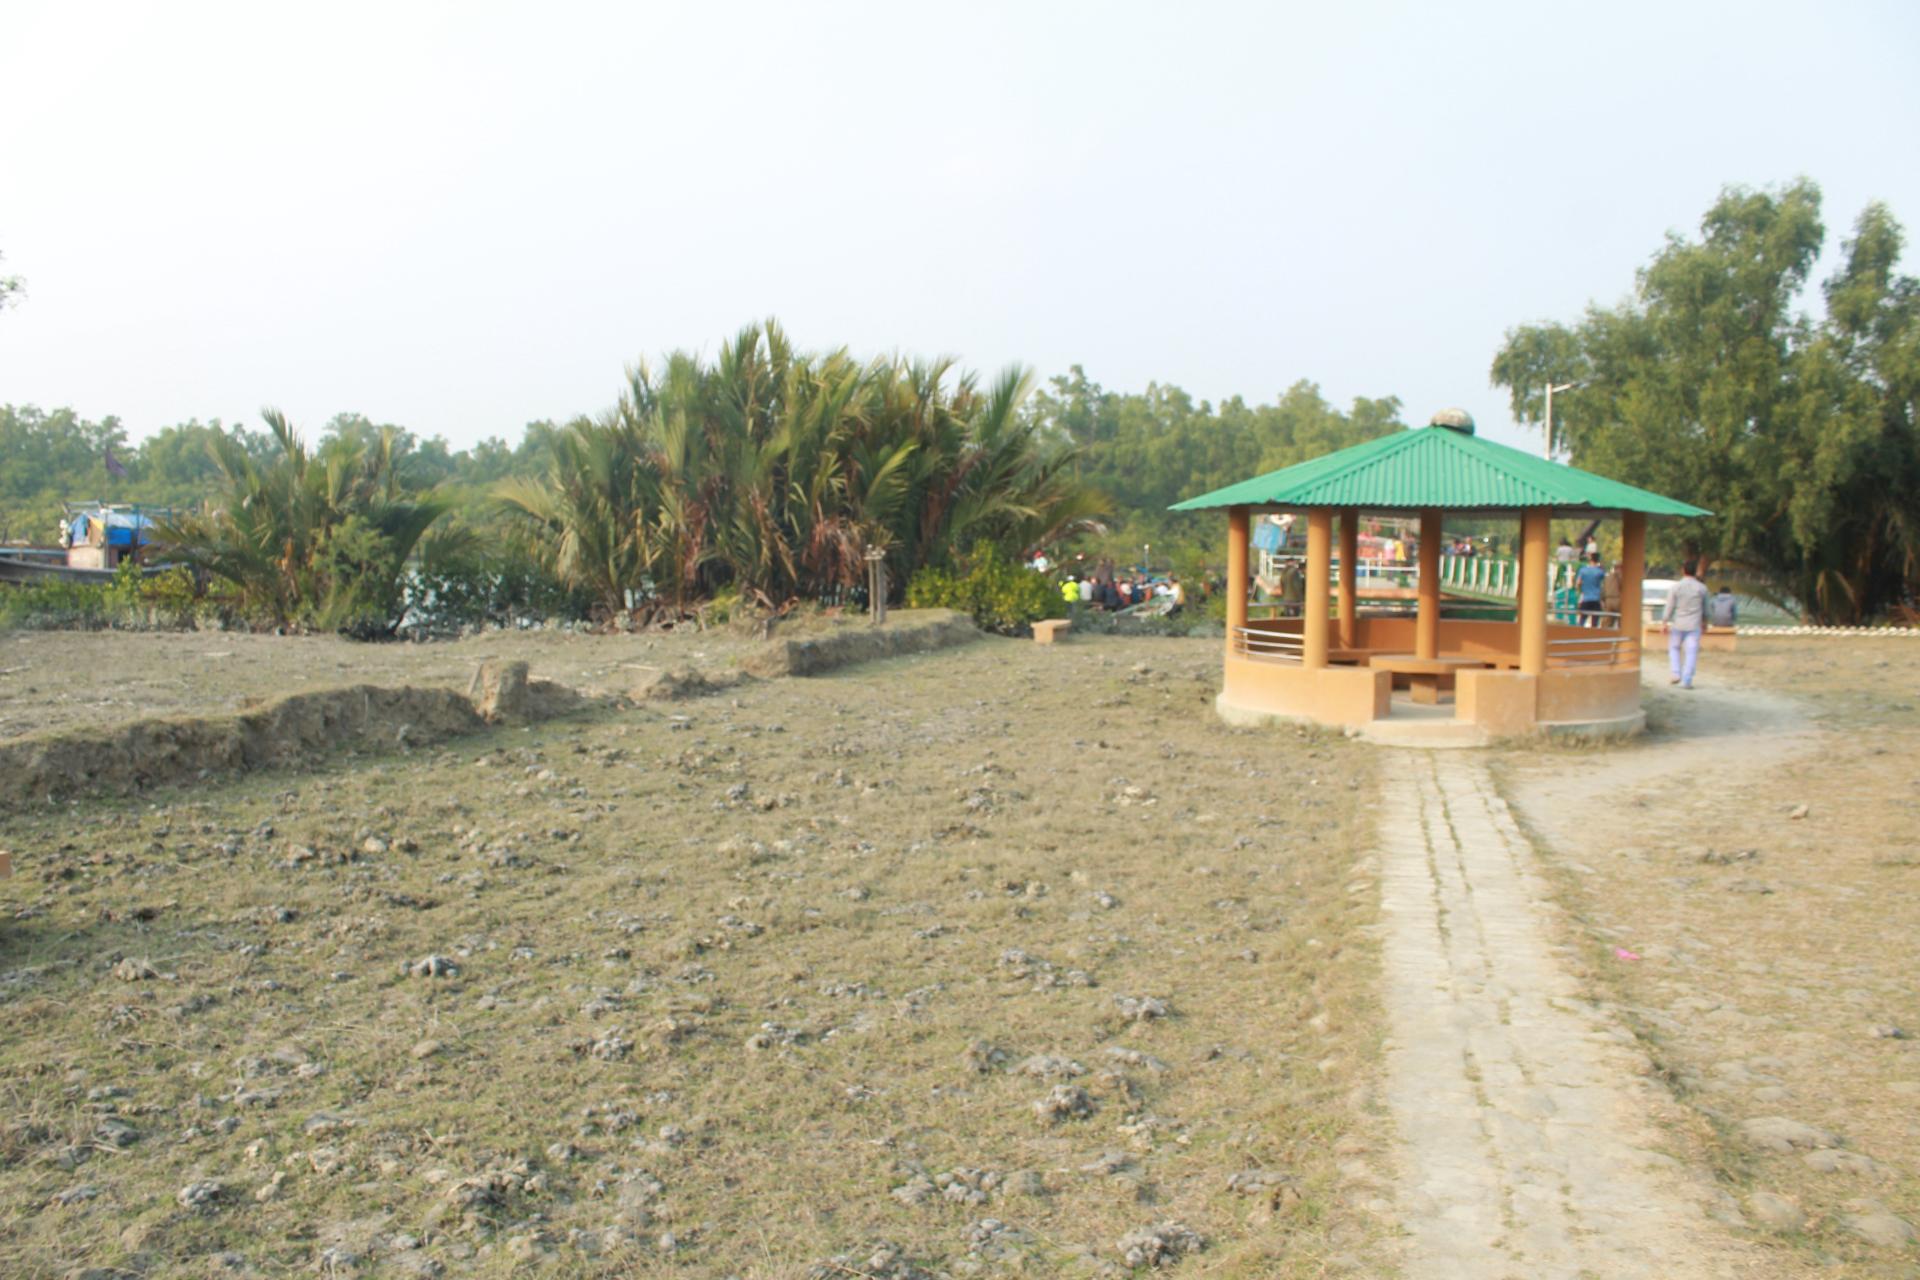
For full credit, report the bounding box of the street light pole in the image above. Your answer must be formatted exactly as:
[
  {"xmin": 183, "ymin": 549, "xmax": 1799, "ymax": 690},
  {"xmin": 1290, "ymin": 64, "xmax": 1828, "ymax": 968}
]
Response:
[{"xmin": 1543, "ymin": 381, "xmax": 1577, "ymax": 461}]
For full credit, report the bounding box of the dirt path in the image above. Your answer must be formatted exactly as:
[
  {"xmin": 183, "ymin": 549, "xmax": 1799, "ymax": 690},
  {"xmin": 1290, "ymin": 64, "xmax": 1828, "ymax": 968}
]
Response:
[
  {"xmin": 1378, "ymin": 749, "xmax": 1758, "ymax": 1278},
  {"xmin": 1509, "ymin": 658, "xmax": 1817, "ymax": 825}
]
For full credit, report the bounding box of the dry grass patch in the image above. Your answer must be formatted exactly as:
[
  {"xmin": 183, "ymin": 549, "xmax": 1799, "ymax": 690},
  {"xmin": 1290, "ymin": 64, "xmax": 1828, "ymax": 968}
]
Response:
[
  {"xmin": 0, "ymin": 635, "xmax": 1391, "ymax": 1278},
  {"xmin": 1496, "ymin": 639, "xmax": 1920, "ymax": 1277}
]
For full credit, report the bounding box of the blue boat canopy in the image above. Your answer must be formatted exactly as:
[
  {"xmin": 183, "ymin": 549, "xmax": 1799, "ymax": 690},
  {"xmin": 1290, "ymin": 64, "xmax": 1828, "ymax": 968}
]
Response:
[{"xmin": 70, "ymin": 510, "xmax": 158, "ymax": 548}]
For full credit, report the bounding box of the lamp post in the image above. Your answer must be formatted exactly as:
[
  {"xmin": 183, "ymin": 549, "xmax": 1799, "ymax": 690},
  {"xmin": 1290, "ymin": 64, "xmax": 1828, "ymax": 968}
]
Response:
[{"xmin": 1542, "ymin": 381, "xmax": 1578, "ymax": 461}]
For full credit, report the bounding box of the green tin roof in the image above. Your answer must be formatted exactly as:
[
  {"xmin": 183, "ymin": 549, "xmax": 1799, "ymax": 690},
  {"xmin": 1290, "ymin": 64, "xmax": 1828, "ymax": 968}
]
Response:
[{"xmin": 1168, "ymin": 424, "xmax": 1711, "ymax": 516}]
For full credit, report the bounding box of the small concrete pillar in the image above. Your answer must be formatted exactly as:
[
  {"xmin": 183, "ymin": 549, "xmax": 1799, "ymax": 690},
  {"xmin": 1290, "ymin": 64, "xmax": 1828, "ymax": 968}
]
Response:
[
  {"xmin": 865, "ymin": 547, "xmax": 888, "ymax": 625},
  {"xmin": 471, "ymin": 659, "xmax": 530, "ymax": 723}
]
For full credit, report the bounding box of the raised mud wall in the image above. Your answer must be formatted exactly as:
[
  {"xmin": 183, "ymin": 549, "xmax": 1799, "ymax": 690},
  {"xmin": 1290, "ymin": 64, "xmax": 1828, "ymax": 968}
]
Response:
[
  {"xmin": 0, "ymin": 677, "xmax": 587, "ymax": 811},
  {"xmin": 0, "ymin": 613, "xmax": 980, "ymax": 807},
  {"xmin": 739, "ymin": 609, "xmax": 979, "ymax": 678}
]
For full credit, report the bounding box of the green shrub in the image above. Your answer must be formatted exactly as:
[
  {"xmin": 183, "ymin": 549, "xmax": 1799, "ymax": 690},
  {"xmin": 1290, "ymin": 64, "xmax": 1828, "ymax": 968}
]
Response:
[
  {"xmin": 906, "ymin": 546, "xmax": 1062, "ymax": 635},
  {"xmin": 0, "ymin": 561, "xmax": 206, "ymax": 631}
]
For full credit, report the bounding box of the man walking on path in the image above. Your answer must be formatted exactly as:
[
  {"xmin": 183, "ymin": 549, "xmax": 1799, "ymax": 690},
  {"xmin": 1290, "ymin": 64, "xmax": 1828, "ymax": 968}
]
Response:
[{"xmin": 1662, "ymin": 559, "xmax": 1710, "ymax": 687}]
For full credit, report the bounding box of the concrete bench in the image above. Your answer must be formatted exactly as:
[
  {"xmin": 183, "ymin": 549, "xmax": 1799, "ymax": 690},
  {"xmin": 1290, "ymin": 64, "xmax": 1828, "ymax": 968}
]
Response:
[
  {"xmin": 1368, "ymin": 653, "xmax": 1495, "ymax": 704},
  {"xmin": 1032, "ymin": 619, "xmax": 1072, "ymax": 644}
]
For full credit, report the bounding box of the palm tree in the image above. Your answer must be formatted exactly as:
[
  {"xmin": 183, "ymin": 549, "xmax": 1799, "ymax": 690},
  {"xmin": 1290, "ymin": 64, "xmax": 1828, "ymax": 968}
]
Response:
[
  {"xmin": 162, "ymin": 410, "xmax": 452, "ymax": 630},
  {"xmin": 494, "ymin": 321, "xmax": 1106, "ymax": 614},
  {"xmin": 493, "ymin": 413, "xmax": 659, "ymax": 616}
]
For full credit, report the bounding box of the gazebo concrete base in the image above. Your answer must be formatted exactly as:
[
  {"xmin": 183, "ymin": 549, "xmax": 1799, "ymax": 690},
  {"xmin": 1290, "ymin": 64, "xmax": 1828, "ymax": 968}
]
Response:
[
  {"xmin": 1213, "ymin": 692, "xmax": 1332, "ymax": 733},
  {"xmin": 1215, "ymin": 686, "xmax": 1647, "ymax": 750},
  {"xmin": 1537, "ymin": 709, "xmax": 1646, "ymax": 740},
  {"xmin": 1215, "ymin": 691, "xmax": 1492, "ymax": 748}
]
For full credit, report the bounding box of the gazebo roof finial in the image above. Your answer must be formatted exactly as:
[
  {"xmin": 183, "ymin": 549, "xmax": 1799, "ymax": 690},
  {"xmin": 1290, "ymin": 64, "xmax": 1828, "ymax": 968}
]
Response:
[{"xmin": 1428, "ymin": 407, "xmax": 1476, "ymax": 435}]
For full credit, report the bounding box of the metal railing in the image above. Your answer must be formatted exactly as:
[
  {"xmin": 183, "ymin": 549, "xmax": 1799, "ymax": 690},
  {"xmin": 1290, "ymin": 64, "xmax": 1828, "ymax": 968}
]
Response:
[
  {"xmin": 1233, "ymin": 619, "xmax": 1638, "ymax": 669},
  {"xmin": 1546, "ymin": 633, "xmax": 1640, "ymax": 668},
  {"xmin": 1231, "ymin": 625, "xmax": 1304, "ymax": 664}
]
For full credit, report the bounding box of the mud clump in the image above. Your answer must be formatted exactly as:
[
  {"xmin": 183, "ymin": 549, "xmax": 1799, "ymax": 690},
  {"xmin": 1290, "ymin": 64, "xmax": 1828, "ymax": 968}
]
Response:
[
  {"xmin": 741, "ymin": 610, "xmax": 977, "ymax": 678},
  {"xmin": 626, "ymin": 666, "xmax": 748, "ymax": 702}
]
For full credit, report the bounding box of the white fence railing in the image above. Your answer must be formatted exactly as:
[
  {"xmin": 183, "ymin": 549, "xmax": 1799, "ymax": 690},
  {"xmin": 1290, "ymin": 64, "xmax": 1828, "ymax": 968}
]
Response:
[
  {"xmin": 1437, "ymin": 555, "xmax": 1593, "ymax": 599},
  {"xmin": 1257, "ymin": 552, "xmax": 1571, "ymax": 601},
  {"xmin": 1437, "ymin": 554, "xmax": 1524, "ymax": 597}
]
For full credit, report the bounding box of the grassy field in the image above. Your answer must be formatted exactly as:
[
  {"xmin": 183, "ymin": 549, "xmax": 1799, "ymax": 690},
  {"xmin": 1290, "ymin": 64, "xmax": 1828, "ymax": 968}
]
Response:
[{"xmin": 0, "ymin": 633, "xmax": 1393, "ymax": 1279}]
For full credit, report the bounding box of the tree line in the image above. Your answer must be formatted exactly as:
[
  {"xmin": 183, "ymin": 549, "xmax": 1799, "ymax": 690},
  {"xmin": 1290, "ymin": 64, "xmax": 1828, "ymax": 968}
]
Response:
[
  {"xmin": 0, "ymin": 328, "xmax": 1408, "ymax": 631},
  {"xmin": 6, "ymin": 179, "xmax": 1916, "ymax": 628},
  {"xmin": 4, "ymin": 323, "xmax": 1111, "ymax": 631}
]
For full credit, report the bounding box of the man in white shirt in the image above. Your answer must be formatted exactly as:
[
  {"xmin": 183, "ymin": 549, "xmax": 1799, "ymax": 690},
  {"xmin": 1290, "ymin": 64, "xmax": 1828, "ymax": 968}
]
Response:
[{"xmin": 1661, "ymin": 559, "xmax": 1711, "ymax": 688}]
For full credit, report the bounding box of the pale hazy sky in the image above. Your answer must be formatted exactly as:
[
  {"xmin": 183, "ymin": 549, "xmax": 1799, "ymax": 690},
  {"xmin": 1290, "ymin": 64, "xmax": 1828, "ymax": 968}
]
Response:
[{"xmin": 3, "ymin": 1, "xmax": 1916, "ymax": 453}]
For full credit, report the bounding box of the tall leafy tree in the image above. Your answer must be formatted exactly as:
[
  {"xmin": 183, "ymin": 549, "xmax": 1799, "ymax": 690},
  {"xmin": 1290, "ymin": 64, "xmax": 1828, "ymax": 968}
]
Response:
[
  {"xmin": 1492, "ymin": 181, "xmax": 1919, "ymax": 623},
  {"xmin": 0, "ymin": 406, "xmax": 133, "ymax": 538},
  {"xmin": 1028, "ymin": 368, "xmax": 1404, "ymax": 564}
]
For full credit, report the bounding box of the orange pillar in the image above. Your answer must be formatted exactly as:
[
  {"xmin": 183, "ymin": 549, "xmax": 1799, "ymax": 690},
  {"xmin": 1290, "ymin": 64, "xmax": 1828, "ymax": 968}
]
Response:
[
  {"xmin": 1416, "ymin": 507, "xmax": 1441, "ymax": 659},
  {"xmin": 1304, "ymin": 509, "xmax": 1331, "ymax": 668},
  {"xmin": 1226, "ymin": 506, "xmax": 1249, "ymax": 659},
  {"xmin": 1519, "ymin": 507, "xmax": 1550, "ymax": 675},
  {"xmin": 1620, "ymin": 511, "xmax": 1646, "ymax": 660},
  {"xmin": 1338, "ymin": 508, "xmax": 1358, "ymax": 648}
]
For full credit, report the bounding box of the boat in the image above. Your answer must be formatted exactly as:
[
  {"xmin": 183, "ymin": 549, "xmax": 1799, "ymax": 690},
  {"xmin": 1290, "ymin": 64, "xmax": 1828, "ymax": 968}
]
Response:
[
  {"xmin": 0, "ymin": 502, "xmax": 178, "ymax": 584},
  {"xmin": 0, "ymin": 553, "xmax": 174, "ymax": 584}
]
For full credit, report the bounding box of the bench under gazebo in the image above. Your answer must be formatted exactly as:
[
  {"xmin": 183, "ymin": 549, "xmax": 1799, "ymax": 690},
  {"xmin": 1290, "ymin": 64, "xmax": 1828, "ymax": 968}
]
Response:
[{"xmin": 1171, "ymin": 409, "xmax": 1708, "ymax": 746}]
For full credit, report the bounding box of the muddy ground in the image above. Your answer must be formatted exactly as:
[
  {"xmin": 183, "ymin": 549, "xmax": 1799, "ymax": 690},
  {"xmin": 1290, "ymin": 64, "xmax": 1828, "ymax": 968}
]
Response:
[
  {"xmin": 5, "ymin": 626, "xmax": 1916, "ymax": 1278},
  {"xmin": 0, "ymin": 633, "xmax": 1393, "ymax": 1279},
  {"xmin": 1499, "ymin": 639, "xmax": 1920, "ymax": 1277}
]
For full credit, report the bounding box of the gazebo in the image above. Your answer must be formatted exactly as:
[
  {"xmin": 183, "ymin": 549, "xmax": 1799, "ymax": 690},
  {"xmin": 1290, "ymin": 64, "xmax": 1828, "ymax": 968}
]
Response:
[{"xmin": 1171, "ymin": 410, "xmax": 1708, "ymax": 746}]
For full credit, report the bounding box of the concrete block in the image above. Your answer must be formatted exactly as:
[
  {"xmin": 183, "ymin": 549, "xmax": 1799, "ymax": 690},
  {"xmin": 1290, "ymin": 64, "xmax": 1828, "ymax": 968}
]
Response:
[{"xmin": 1032, "ymin": 619, "xmax": 1071, "ymax": 645}]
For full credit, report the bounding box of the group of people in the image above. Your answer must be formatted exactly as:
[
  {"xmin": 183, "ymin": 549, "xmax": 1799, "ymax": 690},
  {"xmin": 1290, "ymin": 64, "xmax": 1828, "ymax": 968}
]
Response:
[
  {"xmin": 1556, "ymin": 534, "xmax": 1601, "ymax": 566},
  {"xmin": 1058, "ymin": 558, "xmax": 1185, "ymax": 613}
]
